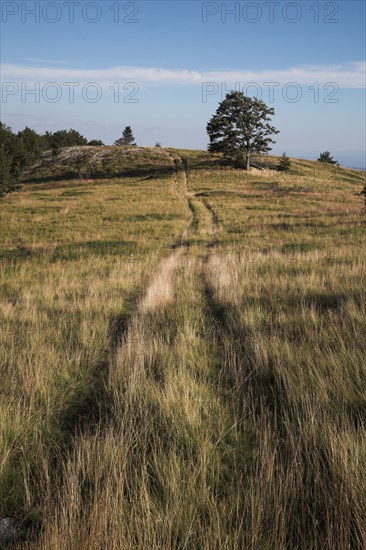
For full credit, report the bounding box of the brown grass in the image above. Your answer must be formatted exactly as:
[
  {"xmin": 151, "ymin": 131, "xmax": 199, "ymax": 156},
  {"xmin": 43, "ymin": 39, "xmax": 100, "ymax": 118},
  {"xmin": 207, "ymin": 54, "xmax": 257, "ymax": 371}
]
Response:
[{"xmin": 0, "ymin": 151, "xmax": 365, "ymax": 548}]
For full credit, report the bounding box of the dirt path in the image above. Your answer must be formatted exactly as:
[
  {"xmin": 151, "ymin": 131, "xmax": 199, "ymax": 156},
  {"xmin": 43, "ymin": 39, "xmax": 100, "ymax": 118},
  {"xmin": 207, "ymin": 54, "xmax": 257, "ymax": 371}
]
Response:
[
  {"xmin": 119, "ymin": 152, "xmax": 213, "ymax": 320},
  {"xmin": 20, "ymin": 154, "xmax": 226, "ymax": 549},
  {"xmin": 101, "ymin": 160, "xmax": 248, "ymax": 547},
  {"xmin": 140, "ymin": 151, "xmax": 219, "ymax": 312}
]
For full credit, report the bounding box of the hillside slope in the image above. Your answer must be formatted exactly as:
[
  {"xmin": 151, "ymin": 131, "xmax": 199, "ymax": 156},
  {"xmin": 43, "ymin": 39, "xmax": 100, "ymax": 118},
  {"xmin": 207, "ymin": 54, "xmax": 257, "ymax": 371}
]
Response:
[
  {"xmin": 22, "ymin": 145, "xmax": 221, "ymax": 182},
  {"xmin": 23, "ymin": 144, "xmax": 365, "ymax": 186},
  {"xmin": 1, "ymin": 149, "xmax": 366, "ymax": 549}
]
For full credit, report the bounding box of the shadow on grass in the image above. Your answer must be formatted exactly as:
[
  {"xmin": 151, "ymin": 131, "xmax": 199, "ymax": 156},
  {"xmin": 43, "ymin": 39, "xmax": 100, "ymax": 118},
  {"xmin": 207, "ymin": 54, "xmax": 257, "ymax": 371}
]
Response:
[
  {"xmin": 22, "ymin": 165, "xmax": 176, "ymax": 185},
  {"xmin": 6, "ymin": 285, "xmax": 143, "ymax": 545},
  {"xmin": 21, "ymin": 155, "xmax": 232, "ymax": 186},
  {"xmin": 200, "ymin": 275, "xmax": 366, "ymax": 547},
  {"xmin": 0, "ymin": 241, "xmax": 137, "ymax": 264}
]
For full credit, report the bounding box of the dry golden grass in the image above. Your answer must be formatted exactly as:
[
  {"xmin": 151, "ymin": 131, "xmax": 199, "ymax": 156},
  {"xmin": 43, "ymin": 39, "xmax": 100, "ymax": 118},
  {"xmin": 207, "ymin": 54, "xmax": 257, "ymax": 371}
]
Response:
[
  {"xmin": 0, "ymin": 151, "xmax": 365, "ymax": 548},
  {"xmin": 206, "ymin": 245, "xmax": 366, "ymax": 548}
]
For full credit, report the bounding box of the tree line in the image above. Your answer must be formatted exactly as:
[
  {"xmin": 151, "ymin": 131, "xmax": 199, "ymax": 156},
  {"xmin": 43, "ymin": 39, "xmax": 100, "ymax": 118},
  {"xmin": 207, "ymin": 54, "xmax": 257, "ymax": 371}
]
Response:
[
  {"xmin": 1, "ymin": 98, "xmax": 344, "ymax": 198},
  {"xmin": 0, "ymin": 123, "xmax": 141, "ymax": 197},
  {"xmin": 0, "ymin": 123, "xmax": 143, "ymax": 197},
  {"xmin": 0, "ymin": 123, "xmax": 106, "ymax": 197}
]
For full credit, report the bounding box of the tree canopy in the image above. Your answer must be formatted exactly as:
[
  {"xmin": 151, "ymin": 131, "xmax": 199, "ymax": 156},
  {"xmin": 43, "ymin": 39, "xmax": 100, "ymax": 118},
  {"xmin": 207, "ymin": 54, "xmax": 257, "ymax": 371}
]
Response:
[
  {"xmin": 207, "ymin": 92, "xmax": 279, "ymax": 169},
  {"xmin": 0, "ymin": 123, "xmax": 29, "ymax": 197},
  {"xmin": 317, "ymin": 151, "xmax": 339, "ymax": 165},
  {"xmin": 88, "ymin": 139, "xmax": 104, "ymax": 146},
  {"xmin": 115, "ymin": 126, "xmax": 136, "ymax": 146},
  {"xmin": 43, "ymin": 129, "xmax": 88, "ymax": 150}
]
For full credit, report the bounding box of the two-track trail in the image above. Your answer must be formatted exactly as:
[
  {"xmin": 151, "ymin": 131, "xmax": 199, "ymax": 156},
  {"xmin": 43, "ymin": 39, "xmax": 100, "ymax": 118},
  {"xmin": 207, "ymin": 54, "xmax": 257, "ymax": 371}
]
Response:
[
  {"xmin": 26, "ymin": 154, "xmax": 252, "ymax": 550},
  {"xmin": 167, "ymin": 150, "xmax": 218, "ymax": 249},
  {"xmin": 102, "ymin": 154, "xmax": 250, "ymax": 547}
]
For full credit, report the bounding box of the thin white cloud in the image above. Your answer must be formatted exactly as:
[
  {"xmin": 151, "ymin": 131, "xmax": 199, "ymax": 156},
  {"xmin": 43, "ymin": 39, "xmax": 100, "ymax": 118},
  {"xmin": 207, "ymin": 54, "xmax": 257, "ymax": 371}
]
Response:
[
  {"xmin": 1, "ymin": 61, "xmax": 365, "ymax": 88},
  {"xmin": 25, "ymin": 58, "xmax": 69, "ymax": 65}
]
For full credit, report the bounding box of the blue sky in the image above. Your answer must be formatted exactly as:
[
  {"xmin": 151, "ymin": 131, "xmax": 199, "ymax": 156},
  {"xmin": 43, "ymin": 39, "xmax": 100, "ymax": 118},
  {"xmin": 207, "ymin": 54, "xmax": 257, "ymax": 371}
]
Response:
[{"xmin": 1, "ymin": 0, "xmax": 365, "ymax": 167}]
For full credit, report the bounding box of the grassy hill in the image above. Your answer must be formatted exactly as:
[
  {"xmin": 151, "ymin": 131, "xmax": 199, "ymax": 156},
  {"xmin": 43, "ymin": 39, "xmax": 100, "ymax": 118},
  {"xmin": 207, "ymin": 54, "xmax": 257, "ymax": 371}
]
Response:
[
  {"xmin": 1, "ymin": 149, "xmax": 366, "ymax": 548},
  {"xmin": 22, "ymin": 145, "xmax": 220, "ymax": 183}
]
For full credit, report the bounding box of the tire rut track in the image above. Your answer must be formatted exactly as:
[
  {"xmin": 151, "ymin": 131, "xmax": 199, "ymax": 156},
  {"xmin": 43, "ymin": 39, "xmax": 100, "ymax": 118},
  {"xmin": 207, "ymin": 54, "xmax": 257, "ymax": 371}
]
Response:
[
  {"xmin": 168, "ymin": 153, "xmax": 219, "ymax": 252},
  {"xmin": 20, "ymin": 153, "xmax": 225, "ymax": 548}
]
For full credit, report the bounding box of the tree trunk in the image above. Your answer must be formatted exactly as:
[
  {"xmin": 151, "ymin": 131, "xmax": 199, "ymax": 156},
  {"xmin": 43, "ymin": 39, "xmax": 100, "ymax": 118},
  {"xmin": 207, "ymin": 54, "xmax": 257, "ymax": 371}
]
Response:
[{"xmin": 246, "ymin": 151, "xmax": 250, "ymax": 170}]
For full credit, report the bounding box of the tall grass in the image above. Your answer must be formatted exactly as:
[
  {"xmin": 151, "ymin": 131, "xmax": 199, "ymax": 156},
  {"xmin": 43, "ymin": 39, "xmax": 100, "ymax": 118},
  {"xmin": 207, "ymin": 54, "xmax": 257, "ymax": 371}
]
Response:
[
  {"xmin": 0, "ymin": 173, "xmax": 186, "ymax": 530},
  {"xmin": 0, "ymin": 254, "xmax": 157, "ymax": 517},
  {"xmin": 23, "ymin": 254, "xmax": 253, "ymax": 549},
  {"xmin": 206, "ymin": 245, "xmax": 366, "ymax": 548},
  {"xmin": 0, "ymin": 153, "xmax": 365, "ymax": 547}
]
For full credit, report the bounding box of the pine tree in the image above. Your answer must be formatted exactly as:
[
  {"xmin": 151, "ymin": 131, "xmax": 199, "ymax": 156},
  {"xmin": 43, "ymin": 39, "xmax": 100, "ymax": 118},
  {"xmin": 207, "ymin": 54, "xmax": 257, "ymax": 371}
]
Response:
[
  {"xmin": 43, "ymin": 129, "xmax": 88, "ymax": 150},
  {"xmin": 18, "ymin": 127, "xmax": 44, "ymax": 163},
  {"xmin": 317, "ymin": 151, "xmax": 338, "ymax": 165},
  {"xmin": 0, "ymin": 146, "xmax": 15, "ymax": 197},
  {"xmin": 114, "ymin": 126, "xmax": 136, "ymax": 146},
  {"xmin": 278, "ymin": 152, "xmax": 291, "ymax": 171},
  {"xmin": 207, "ymin": 92, "xmax": 279, "ymax": 170},
  {"xmin": 0, "ymin": 122, "xmax": 28, "ymax": 197}
]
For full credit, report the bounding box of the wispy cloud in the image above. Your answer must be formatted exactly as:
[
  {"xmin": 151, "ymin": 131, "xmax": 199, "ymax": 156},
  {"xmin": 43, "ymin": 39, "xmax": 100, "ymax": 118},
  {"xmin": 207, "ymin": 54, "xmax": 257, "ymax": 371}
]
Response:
[
  {"xmin": 1, "ymin": 61, "xmax": 365, "ymax": 88},
  {"xmin": 25, "ymin": 58, "xmax": 69, "ymax": 65}
]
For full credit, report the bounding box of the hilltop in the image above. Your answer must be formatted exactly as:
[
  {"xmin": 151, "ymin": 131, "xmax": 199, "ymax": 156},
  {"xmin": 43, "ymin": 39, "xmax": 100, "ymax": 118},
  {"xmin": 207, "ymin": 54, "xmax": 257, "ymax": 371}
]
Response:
[
  {"xmin": 22, "ymin": 145, "xmax": 219, "ymax": 183},
  {"xmin": 22, "ymin": 144, "xmax": 366, "ymax": 186}
]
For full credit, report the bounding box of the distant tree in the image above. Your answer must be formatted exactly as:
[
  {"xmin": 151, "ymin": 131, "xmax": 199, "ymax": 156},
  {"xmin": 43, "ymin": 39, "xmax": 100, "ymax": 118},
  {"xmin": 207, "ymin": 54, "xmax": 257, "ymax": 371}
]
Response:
[
  {"xmin": 114, "ymin": 126, "xmax": 136, "ymax": 146},
  {"xmin": 155, "ymin": 141, "xmax": 162, "ymax": 147},
  {"xmin": 43, "ymin": 129, "xmax": 88, "ymax": 150},
  {"xmin": 207, "ymin": 91, "xmax": 279, "ymax": 170},
  {"xmin": 317, "ymin": 151, "xmax": 338, "ymax": 165},
  {"xmin": 0, "ymin": 123, "xmax": 95, "ymax": 197},
  {"xmin": 88, "ymin": 139, "xmax": 104, "ymax": 146},
  {"xmin": 278, "ymin": 152, "xmax": 291, "ymax": 172},
  {"xmin": 0, "ymin": 122, "xmax": 29, "ymax": 196},
  {"xmin": 63, "ymin": 129, "xmax": 88, "ymax": 146},
  {"xmin": 43, "ymin": 131, "xmax": 54, "ymax": 149},
  {"xmin": 0, "ymin": 146, "xmax": 17, "ymax": 197},
  {"xmin": 18, "ymin": 127, "xmax": 44, "ymax": 164}
]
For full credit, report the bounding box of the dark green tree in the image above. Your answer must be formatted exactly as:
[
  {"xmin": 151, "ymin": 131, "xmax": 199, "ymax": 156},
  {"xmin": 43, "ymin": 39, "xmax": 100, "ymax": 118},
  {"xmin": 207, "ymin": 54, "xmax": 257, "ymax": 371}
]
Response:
[
  {"xmin": 278, "ymin": 152, "xmax": 291, "ymax": 172},
  {"xmin": 0, "ymin": 146, "xmax": 17, "ymax": 197},
  {"xmin": 207, "ymin": 92, "xmax": 279, "ymax": 170},
  {"xmin": 317, "ymin": 151, "xmax": 338, "ymax": 165},
  {"xmin": 18, "ymin": 127, "xmax": 44, "ymax": 163},
  {"xmin": 88, "ymin": 139, "xmax": 104, "ymax": 146},
  {"xmin": 43, "ymin": 129, "xmax": 88, "ymax": 150},
  {"xmin": 114, "ymin": 126, "xmax": 136, "ymax": 146},
  {"xmin": 0, "ymin": 122, "xmax": 29, "ymax": 196}
]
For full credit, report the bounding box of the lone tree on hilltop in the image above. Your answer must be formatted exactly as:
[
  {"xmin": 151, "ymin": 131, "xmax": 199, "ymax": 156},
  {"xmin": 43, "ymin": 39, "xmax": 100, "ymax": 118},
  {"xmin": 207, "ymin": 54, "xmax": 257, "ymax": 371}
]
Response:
[
  {"xmin": 114, "ymin": 126, "xmax": 136, "ymax": 146},
  {"xmin": 207, "ymin": 91, "xmax": 279, "ymax": 170},
  {"xmin": 317, "ymin": 151, "xmax": 339, "ymax": 165},
  {"xmin": 278, "ymin": 152, "xmax": 291, "ymax": 171}
]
